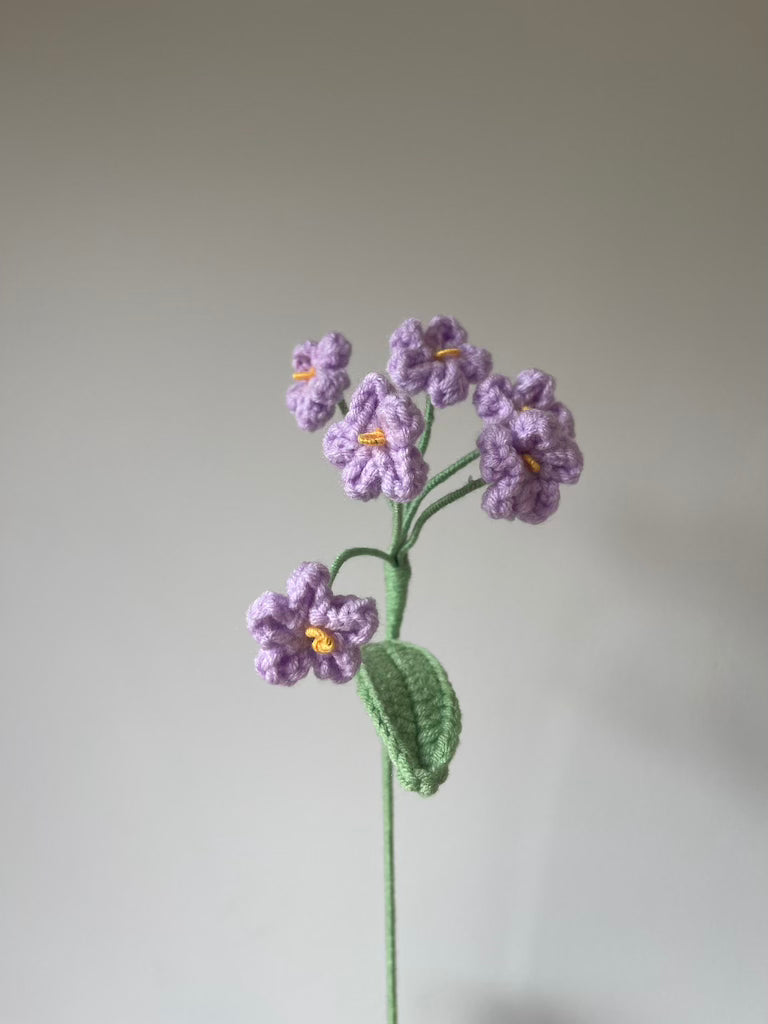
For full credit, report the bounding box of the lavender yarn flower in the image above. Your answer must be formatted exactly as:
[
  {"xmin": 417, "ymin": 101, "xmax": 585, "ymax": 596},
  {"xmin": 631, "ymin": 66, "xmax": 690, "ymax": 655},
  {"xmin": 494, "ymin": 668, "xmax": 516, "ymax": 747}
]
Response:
[
  {"xmin": 474, "ymin": 368, "xmax": 575, "ymax": 436},
  {"xmin": 323, "ymin": 373, "xmax": 428, "ymax": 502},
  {"xmin": 246, "ymin": 562, "xmax": 378, "ymax": 685},
  {"xmin": 388, "ymin": 316, "xmax": 492, "ymax": 408},
  {"xmin": 477, "ymin": 409, "xmax": 583, "ymax": 524},
  {"xmin": 286, "ymin": 332, "xmax": 352, "ymax": 431}
]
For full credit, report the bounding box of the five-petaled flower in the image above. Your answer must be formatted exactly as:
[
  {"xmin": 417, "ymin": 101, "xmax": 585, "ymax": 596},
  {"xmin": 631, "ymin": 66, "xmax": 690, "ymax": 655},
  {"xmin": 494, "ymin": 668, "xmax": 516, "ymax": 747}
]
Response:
[
  {"xmin": 246, "ymin": 562, "xmax": 379, "ymax": 685},
  {"xmin": 323, "ymin": 373, "xmax": 428, "ymax": 502},
  {"xmin": 286, "ymin": 332, "xmax": 352, "ymax": 432},
  {"xmin": 477, "ymin": 409, "xmax": 583, "ymax": 524},
  {"xmin": 474, "ymin": 368, "xmax": 575, "ymax": 436},
  {"xmin": 388, "ymin": 316, "xmax": 492, "ymax": 408}
]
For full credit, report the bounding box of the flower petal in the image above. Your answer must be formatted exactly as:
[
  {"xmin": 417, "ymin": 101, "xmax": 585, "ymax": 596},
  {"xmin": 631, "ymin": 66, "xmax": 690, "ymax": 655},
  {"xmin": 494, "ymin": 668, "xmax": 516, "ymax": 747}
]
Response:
[
  {"xmin": 312, "ymin": 645, "xmax": 362, "ymax": 683},
  {"xmin": 345, "ymin": 372, "xmax": 391, "ymax": 431},
  {"xmin": 481, "ymin": 476, "xmax": 522, "ymax": 520},
  {"xmin": 512, "ymin": 368, "xmax": 557, "ymax": 410},
  {"xmin": 341, "ymin": 445, "xmax": 384, "ymax": 500},
  {"xmin": 516, "ymin": 477, "xmax": 561, "ymax": 524},
  {"xmin": 474, "ymin": 374, "xmax": 516, "ymax": 424},
  {"xmin": 291, "ymin": 340, "xmax": 315, "ymax": 374},
  {"xmin": 477, "ymin": 424, "xmax": 523, "ymax": 484},
  {"xmin": 246, "ymin": 591, "xmax": 301, "ymax": 647},
  {"xmin": 324, "ymin": 595, "xmax": 379, "ymax": 646},
  {"xmin": 542, "ymin": 435, "xmax": 583, "ymax": 485},
  {"xmin": 286, "ymin": 562, "xmax": 332, "ymax": 618},
  {"xmin": 313, "ymin": 332, "xmax": 352, "ymax": 371},
  {"xmin": 380, "ymin": 445, "xmax": 428, "ymax": 502},
  {"xmin": 457, "ymin": 343, "xmax": 492, "ymax": 384},
  {"xmin": 511, "ymin": 408, "xmax": 563, "ymax": 456},
  {"xmin": 323, "ymin": 419, "xmax": 359, "ymax": 467},
  {"xmin": 550, "ymin": 401, "xmax": 576, "ymax": 438},
  {"xmin": 287, "ymin": 368, "xmax": 349, "ymax": 432},
  {"xmin": 427, "ymin": 356, "xmax": 470, "ymax": 408},
  {"xmin": 423, "ymin": 315, "xmax": 468, "ymax": 353},
  {"xmin": 377, "ymin": 393, "xmax": 425, "ymax": 447},
  {"xmin": 388, "ymin": 319, "xmax": 433, "ymax": 394},
  {"xmin": 256, "ymin": 646, "xmax": 312, "ymax": 686}
]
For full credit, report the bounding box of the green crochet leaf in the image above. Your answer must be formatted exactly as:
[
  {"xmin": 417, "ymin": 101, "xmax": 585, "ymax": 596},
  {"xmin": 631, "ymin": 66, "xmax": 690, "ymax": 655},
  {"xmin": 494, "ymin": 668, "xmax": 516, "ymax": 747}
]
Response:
[{"xmin": 356, "ymin": 641, "xmax": 462, "ymax": 796}]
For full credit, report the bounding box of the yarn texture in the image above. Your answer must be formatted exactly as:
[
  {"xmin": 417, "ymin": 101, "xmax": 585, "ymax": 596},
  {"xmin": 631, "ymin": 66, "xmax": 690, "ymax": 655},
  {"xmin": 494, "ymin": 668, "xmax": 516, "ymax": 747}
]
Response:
[
  {"xmin": 323, "ymin": 372, "xmax": 428, "ymax": 502},
  {"xmin": 286, "ymin": 332, "xmax": 351, "ymax": 431},
  {"xmin": 475, "ymin": 368, "xmax": 576, "ymax": 436},
  {"xmin": 357, "ymin": 640, "xmax": 461, "ymax": 796},
  {"xmin": 388, "ymin": 315, "xmax": 492, "ymax": 408},
  {"xmin": 477, "ymin": 407, "xmax": 583, "ymax": 523},
  {"xmin": 246, "ymin": 561, "xmax": 378, "ymax": 684}
]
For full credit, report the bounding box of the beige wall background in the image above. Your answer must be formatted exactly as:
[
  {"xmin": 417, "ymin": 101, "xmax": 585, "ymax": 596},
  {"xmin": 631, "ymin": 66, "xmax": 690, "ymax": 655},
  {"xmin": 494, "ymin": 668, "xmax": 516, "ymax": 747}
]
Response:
[{"xmin": 2, "ymin": 2, "xmax": 767, "ymax": 1022}]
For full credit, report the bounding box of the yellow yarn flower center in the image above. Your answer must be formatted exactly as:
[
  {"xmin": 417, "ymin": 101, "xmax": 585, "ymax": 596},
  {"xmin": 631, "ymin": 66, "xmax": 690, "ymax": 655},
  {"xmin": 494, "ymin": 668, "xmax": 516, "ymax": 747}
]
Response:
[
  {"xmin": 305, "ymin": 626, "xmax": 336, "ymax": 654},
  {"xmin": 523, "ymin": 453, "xmax": 541, "ymax": 474},
  {"xmin": 434, "ymin": 348, "xmax": 462, "ymax": 360},
  {"xmin": 358, "ymin": 428, "xmax": 387, "ymax": 446},
  {"xmin": 292, "ymin": 367, "xmax": 316, "ymax": 381}
]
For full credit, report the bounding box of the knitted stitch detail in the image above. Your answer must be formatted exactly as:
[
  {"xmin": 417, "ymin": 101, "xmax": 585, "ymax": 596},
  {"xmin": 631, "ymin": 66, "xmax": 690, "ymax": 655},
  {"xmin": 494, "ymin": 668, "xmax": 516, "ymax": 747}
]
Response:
[
  {"xmin": 477, "ymin": 409, "xmax": 583, "ymax": 523},
  {"xmin": 323, "ymin": 373, "xmax": 428, "ymax": 502},
  {"xmin": 388, "ymin": 316, "xmax": 492, "ymax": 408},
  {"xmin": 474, "ymin": 368, "xmax": 575, "ymax": 436},
  {"xmin": 246, "ymin": 561, "xmax": 378, "ymax": 684},
  {"xmin": 356, "ymin": 640, "xmax": 461, "ymax": 796},
  {"xmin": 286, "ymin": 332, "xmax": 351, "ymax": 431}
]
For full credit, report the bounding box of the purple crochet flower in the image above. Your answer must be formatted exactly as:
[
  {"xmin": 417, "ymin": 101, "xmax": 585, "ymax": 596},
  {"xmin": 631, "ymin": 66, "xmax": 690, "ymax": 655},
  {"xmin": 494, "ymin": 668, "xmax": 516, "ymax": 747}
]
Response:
[
  {"xmin": 477, "ymin": 409, "xmax": 583, "ymax": 524},
  {"xmin": 388, "ymin": 316, "xmax": 492, "ymax": 408},
  {"xmin": 474, "ymin": 368, "xmax": 575, "ymax": 436},
  {"xmin": 323, "ymin": 373, "xmax": 428, "ymax": 502},
  {"xmin": 286, "ymin": 332, "xmax": 352, "ymax": 432},
  {"xmin": 246, "ymin": 562, "xmax": 378, "ymax": 685}
]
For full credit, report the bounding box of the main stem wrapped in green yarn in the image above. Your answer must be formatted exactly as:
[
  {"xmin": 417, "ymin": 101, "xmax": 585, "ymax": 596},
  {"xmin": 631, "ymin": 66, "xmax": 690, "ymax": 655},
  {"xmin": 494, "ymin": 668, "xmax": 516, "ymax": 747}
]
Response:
[{"xmin": 380, "ymin": 513, "xmax": 411, "ymax": 1024}]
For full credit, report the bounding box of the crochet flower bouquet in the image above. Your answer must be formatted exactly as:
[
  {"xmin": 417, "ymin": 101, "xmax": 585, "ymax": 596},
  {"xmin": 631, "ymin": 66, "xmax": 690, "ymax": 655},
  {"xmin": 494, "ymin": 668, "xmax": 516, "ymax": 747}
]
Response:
[{"xmin": 246, "ymin": 317, "xmax": 583, "ymax": 1022}]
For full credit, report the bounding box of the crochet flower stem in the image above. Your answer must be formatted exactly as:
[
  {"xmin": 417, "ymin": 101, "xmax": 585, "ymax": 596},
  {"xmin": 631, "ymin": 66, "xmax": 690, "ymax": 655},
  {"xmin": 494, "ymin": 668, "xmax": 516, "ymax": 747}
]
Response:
[
  {"xmin": 338, "ymin": 398, "xmax": 349, "ymax": 416},
  {"xmin": 309, "ymin": 446, "xmax": 480, "ymax": 1024},
  {"xmin": 381, "ymin": 740, "xmax": 397, "ymax": 1024},
  {"xmin": 329, "ymin": 546, "xmax": 395, "ymax": 586},
  {"xmin": 400, "ymin": 449, "xmax": 480, "ymax": 540},
  {"xmin": 418, "ymin": 396, "xmax": 434, "ymax": 454},
  {"xmin": 379, "ymin": 505, "xmax": 412, "ymax": 1024},
  {"xmin": 399, "ymin": 478, "xmax": 485, "ymax": 557},
  {"xmin": 323, "ymin": 511, "xmax": 410, "ymax": 1024}
]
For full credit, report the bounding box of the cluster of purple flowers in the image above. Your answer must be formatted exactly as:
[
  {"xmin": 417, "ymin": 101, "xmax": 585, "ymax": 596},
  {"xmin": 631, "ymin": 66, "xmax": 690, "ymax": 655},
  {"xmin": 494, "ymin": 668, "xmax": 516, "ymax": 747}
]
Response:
[
  {"xmin": 246, "ymin": 316, "xmax": 583, "ymax": 687},
  {"xmin": 285, "ymin": 316, "xmax": 582, "ymax": 524}
]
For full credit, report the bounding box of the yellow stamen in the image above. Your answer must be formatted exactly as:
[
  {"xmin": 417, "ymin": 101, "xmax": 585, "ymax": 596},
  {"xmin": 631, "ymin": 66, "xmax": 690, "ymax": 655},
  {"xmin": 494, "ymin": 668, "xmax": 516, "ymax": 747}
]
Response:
[
  {"xmin": 292, "ymin": 367, "xmax": 316, "ymax": 381},
  {"xmin": 523, "ymin": 453, "xmax": 541, "ymax": 474},
  {"xmin": 358, "ymin": 428, "xmax": 387, "ymax": 446},
  {"xmin": 434, "ymin": 348, "xmax": 462, "ymax": 360},
  {"xmin": 305, "ymin": 626, "xmax": 336, "ymax": 654},
  {"xmin": 521, "ymin": 405, "xmax": 532, "ymax": 411}
]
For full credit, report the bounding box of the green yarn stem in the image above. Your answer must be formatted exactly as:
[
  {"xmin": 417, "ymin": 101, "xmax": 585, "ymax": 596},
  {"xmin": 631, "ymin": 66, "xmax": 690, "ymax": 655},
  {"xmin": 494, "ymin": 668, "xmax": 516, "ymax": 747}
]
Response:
[
  {"xmin": 329, "ymin": 547, "xmax": 394, "ymax": 586},
  {"xmin": 400, "ymin": 449, "xmax": 480, "ymax": 542},
  {"xmin": 418, "ymin": 397, "xmax": 434, "ymax": 454},
  {"xmin": 400, "ymin": 478, "xmax": 485, "ymax": 556},
  {"xmin": 384, "ymin": 555, "xmax": 411, "ymax": 641},
  {"xmin": 330, "ymin": 418, "xmax": 480, "ymax": 1023},
  {"xmin": 379, "ymin": 534, "xmax": 411, "ymax": 1024},
  {"xmin": 391, "ymin": 501, "xmax": 405, "ymax": 551},
  {"xmin": 382, "ymin": 742, "xmax": 397, "ymax": 1024},
  {"xmin": 338, "ymin": 398, "xmax": 349, "ymax": 416}
]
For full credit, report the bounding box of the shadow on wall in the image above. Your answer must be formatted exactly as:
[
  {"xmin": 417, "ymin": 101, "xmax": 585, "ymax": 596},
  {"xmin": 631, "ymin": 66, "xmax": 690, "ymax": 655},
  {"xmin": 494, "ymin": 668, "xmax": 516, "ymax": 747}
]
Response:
[
  {"xmin": 471, "ymin": 998, "xmax": 594, "ymax": 1024},
  {"xmin": 418, "ymin": 991, "xmax": 602, "ymax": 1024}
]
